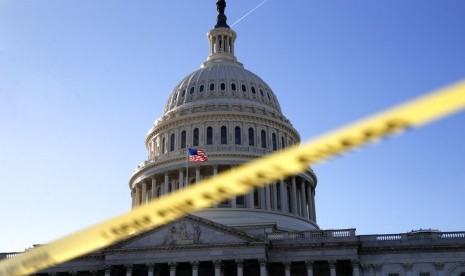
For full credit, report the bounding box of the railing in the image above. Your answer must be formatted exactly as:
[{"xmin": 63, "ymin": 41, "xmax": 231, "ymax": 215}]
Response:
[
  {"xmin": 0, "ymin": 252, "xmax": 21, "ymax": 260},
  {"xmin": 267, "ymin": 230, "xmax": 465, "ymax": 244},
  {"xmin": 360, "ymin": 231, "xmax": 465, "ymax": 243},
  {"xmin": 267, "ymin": 229, "xmax": 356, "ymax": 241}
]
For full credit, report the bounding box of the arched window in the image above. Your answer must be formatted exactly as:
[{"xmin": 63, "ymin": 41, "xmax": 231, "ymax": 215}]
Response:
[
  {"xmin": 281, "ymin": 136, "xmax": 285, "ymax": 149},
  {"xmin": 221, "ymin": 126, "xmax": 227, "ymax": 144},
  {"xmin": 235, "ymin": 126, "xmax": 241, "ymax": 145},
  {"xmin": 206, "ymin": 127, "xmax": 213, "ymax": 145},
  {"xmin": 261, "ymin": 130, "xmax": 267, "ymax": 148},
  {"xmin": 272, "ymin": 133, "xmax": 277, "ymax": 151},
  {"xmin": 193, "ymin": 128, "xmax": 199, "ymax": 146},
  {"xmin": 170, "ymin": 133, "xmax": 175, "ymax": 151},
  {"xmin": 248, "ymin": 128, "xmax": 255, "ymax": 146},
  {"xmin": 181, "ymin": 130, "xmax": 186, "ymax": 148},
  {"xmin": 161, "ymin": 137, "xmax": 166, "ymax": 153}
]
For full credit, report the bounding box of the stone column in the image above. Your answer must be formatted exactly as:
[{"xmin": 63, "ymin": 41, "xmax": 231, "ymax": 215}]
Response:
[
  {"xmin": 272, "ymin": 183, "xmax": 278, "ymax": 211},
  {"xmin": 300, "ymin": 180, "xmax": 308, "ymax": 218},
  {"xmin": 104, "ymin": 265, "xmax": 111, "ymax": 276},
  {"xmin": 259, "ymin": 259, "xmax": 267, "ymax": 276},
  {"xmin": 191, "ymin": 261, "xmax": 199, "ymax": 276},
  {"xmin": 403, "ymin": 263, "xmax": 413, "ymax": 276},
  {"xmin": 213, "ymin": 166, "xmax": 219, "ymax": 207},
  {"xmin": 125, "ymin": 264, "xmax": 132, "ymax": 276},
  {"xmin": 147, "ymin": 263, "xmax": 155, "ymax": 276},
  {"xmin": 435, "ymin": 262, "xmax": 445, "ymax": 276},
  {"xmin": 361, "ymin": 265, "xmax": 372, "ymax": 276},
  {"xmin": 352, "ymin": 260, "xmax": 361, "ymax": 276},
  {"xmin": 179, "ymin": 169, "xmax": 184, "ymax": 189},
  {"xmin": 135, "ymin": 187, "xmax": 141, "ymax": 206},
  {"xmin": 306, "ymin": 261, "xmax": 314, "ymax": 276},
  {"xmin": 291, "ymin": 177, "xmax": 298, "ymax": 214},
  {"xmin": 373, "ymin": 264, "xmax": 382, "ymax": 276},
  {"xmin": 142, "ymin": 181, "xmax": 147, "ymax": 204},
  {"xmin": 195, "ymin": 167, "xmax": 200, "ymax": 183},
  {"xmin": 230, "ymin": 166, "xmax": 237, "ymax": 208},
  {"xmin": 236, "ymin": 259, "xmax": 244, "ymax": 276},
  {"xmin": 151, "ymin": 175, "xmax": 157, "ymax": 201},
  {"xmin": 260, "ymin": 187, "xmax": 266, "ymax": 209},
  {"xmin": 311, "ymin": 188, "xmax": 316, "ymax": 222},
  {"xmin": 283, "ymin": 262, "xmax": 291, "ymax": 276},
  {"xmin": 307, "ymin": 185, "xmax": 313, "ymax": 220},
  {"xmin": 329, "ymin": 260, "xmax": 336, "ymax": 276},
  {"xmin": 248, "ymin": 190, "xmax": 255, "ymax": 208},
  {"xmin": 164, "ymin": 173, "xmax": 169, "ymax": 195},
  {"xmin": 214, "ymin": 260, "xmax": 221, "ymax": 276},
  {"xmin": 169, "ymin": 262, "xmax": 176, "ymax": 276},
  {"xmin": 279, "ymin": 180, "xmax": 287, "ymax": 212},
  {"xmin": 131, "ymin": 190, "xmax": 135, "ymax": 208},
  {"xmin": 265, "ymin": 184, "xmax": 271, "ymax": 210}
]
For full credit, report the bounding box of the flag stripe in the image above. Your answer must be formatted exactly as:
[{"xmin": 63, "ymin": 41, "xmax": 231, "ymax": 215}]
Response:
[{"xmin": 188, "ymin": 148, "xmax": 208, "ymax": 162}]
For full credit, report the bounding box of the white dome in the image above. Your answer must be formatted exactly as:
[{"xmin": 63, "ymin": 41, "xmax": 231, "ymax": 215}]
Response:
[{"xmin": 163, "ymin": 61, "xmax": 282, "ymax": 115}]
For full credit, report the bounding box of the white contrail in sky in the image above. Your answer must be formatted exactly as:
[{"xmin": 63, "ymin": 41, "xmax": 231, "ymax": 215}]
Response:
[{"xmin": 231, "ymin": 0, "xmax": 269, "ymax": 27}]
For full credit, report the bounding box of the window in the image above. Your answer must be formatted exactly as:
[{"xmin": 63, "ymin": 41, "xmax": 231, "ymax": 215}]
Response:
[
  {"xmin": 388, "ymin": 274, "xmax": 399, "ymax": 276},
  {"xmin": 260, "ymin": 89, "xmax": 264, "ymax": 97},
  {"xmin": 181, "ymin": 131, "xmax": 186, "ymax": 148},
  {"xmin": 161, "ymin": 137, "xmax": 166, "ymax": 153},
  {"xmin": 221, "ymin": 126, "xmax": 227, "ymax": 144},
  {"xmin": 170, "ymin": 133, "xmax": 175, "ymax": 151},
  {"xmin": 235, "ymin": 126, "xmax": 241, "ymax": 145},
  {"xmin": 181, "ymin": 90, "xmax": 186, "ymax": 97},
  {"xmin": 220, "ymin": 83, "xmax": 225, "ymax": 90},
  {"xmin": 272, "ymin": 133, "xmax": 277, "ymax": 151},
  {"xmin": 199, "ymin": 85, "xmax": 204, "ymax": 92},
  {"xmin": 206, "ymin": 127, "xmax": 213, "ymax": 145},
  {"xmin": 236, "ymin": 196, "xmax": 245, "ymax": 206},
  {"xmin": 193, "ymin": 128, "xmax": 199, "ymax": 146},
  {"xmin": 190, "ymin": 87, "xmax": 195, "ymax": 94},
  {"xmin": 251, "ymin": 87, "xmax": 256, "ymax": 94},
  {"xmin": 267, "ymin": 93, "xmax": 270, "ymax": 100},
  {"xmin": 248, "ymin": 128, "xmax": 255, "ymax": 146},
  {"xmin": 281, "ymin": 136, "xmax": 285, "ymax": 149},
  {"xmin": 241, "ymin": 84, "xmax": 246, "ymax": 92},
  {"xmin": 253, "ymin": 188, "xmax": 260, "ymax": 207},
  {"xmin": 261, "ymin": 130, "xmax": 267, "ymax": 148},
  {"xmin": 210, "ymin": 83, "xmax": 215, "ymax": 91},
  {"xmin": 231, "ymin": 83, "xmax": 236, "ymax": 91}
]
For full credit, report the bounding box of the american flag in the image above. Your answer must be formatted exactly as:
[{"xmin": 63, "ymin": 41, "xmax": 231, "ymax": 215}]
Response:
[{"xmin": 188, "ymin": 148, "xmax": 208, "ymax": 162}]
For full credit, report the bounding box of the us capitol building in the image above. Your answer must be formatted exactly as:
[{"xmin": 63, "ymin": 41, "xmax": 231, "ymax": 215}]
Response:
[{"xmin": 2, "ymin": 1, "xmax": 465, "ymax": 276}]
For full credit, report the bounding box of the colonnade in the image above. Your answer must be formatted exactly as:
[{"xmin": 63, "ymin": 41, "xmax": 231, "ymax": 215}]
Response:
[
  {"xmin": 131, "ymin": 165, "xmax": 316, "ymax": 221},
  {"xmin": 49, "ymin": 259, "xmax": 361, "ymax": 276}
]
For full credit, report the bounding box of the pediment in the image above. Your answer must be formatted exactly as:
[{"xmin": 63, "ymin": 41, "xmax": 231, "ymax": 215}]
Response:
[{"xmin": 110, "ymin": 215, "xmax": 262, "ymax": 250}]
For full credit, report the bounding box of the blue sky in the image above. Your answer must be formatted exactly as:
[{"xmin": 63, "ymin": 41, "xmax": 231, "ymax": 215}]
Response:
[{"xmin": 0, "ymin": 1, "xmax": 464, "ymax": 252}]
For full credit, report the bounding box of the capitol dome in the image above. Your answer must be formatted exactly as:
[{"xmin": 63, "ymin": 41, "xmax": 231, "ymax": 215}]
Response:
[{"xmin": 129, "ymin": 3, "xmax": 318, "ymax": 232}]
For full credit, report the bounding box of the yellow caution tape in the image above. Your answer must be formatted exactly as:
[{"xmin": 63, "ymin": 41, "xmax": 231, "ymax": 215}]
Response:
[{"xmin": 1, "ymin": 80, "xmax": 464, "ymax": 276}]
